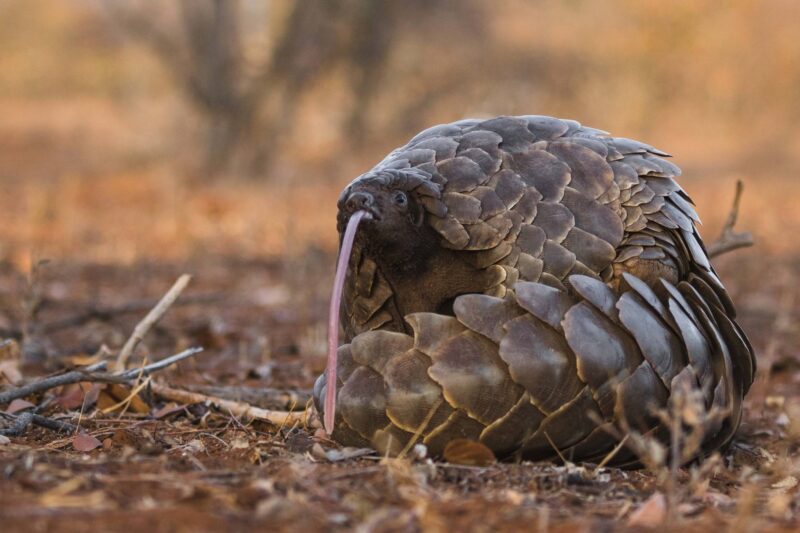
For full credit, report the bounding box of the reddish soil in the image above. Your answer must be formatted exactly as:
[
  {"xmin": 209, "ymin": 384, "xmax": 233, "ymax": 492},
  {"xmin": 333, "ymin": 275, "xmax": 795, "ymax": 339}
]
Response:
[{"xmin": 0, "ymin": 248, "xmax": 798, "ymax": 532}]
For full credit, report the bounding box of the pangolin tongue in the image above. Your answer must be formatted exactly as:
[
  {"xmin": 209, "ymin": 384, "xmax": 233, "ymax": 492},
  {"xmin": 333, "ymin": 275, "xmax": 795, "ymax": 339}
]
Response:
[{"xmin": 324, "ymin": 209, "xmax": 371, "ymax": 434}]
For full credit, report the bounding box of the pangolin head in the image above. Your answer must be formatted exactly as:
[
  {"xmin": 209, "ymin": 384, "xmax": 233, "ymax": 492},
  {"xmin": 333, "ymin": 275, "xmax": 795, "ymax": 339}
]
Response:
[
  {"xmin": 324, "ymin": 168, "xmax": 444, "ymax": 434},
  {"xmin": 336, "ymin": 169, "xmax": 442, "ymax": 258}
]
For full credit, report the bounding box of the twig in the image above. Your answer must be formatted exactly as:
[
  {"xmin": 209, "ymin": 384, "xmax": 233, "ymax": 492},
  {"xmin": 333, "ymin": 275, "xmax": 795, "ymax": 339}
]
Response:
[
  {"xmin": 0, "ymin": 361, "xmax": 108, "ymax": 404},
  {"xmin": 114, "ymin": 347, "xmax": 202, "ymax": 381},
  {"xmin": 707, "ymin": 180, "xmax": 754, "ymax": 258},
  {"xmin": 182, "ymin": 384, "xmax": 312, "ymax": 411},
  {"xmin": 116, "ymin": 274, "xmax": 192, "ymax": 369},
  {"xmin": 0, "ymin": 347, "xmax": 202, "ymax": 405},
  {"xmin": 150, "ymin": 382, "xmax": 314, "ymax": 427},
  {"xmin": 0, "ymin": 412, "xmax": 76, "ymax": 436}
]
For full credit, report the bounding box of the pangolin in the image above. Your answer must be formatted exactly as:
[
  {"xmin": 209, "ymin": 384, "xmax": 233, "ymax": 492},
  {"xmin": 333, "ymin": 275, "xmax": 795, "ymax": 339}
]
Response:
[{"xmin": 313, "ymin": 115, "xmax": 755, "ymax": 466}]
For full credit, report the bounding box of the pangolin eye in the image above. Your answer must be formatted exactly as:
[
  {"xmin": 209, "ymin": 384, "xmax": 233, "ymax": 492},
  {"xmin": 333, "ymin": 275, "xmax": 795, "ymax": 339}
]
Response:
[{"xmin": 392, "ymin": 191, "xmax": 408, "ymax": 206}]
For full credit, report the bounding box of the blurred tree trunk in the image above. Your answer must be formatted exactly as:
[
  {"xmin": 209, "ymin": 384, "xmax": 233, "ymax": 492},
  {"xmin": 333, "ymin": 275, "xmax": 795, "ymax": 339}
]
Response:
[
  {"xmin": 109, "ymin": 0, "xmax": 343, "ymax": 177},
  {"xmin": 107, "ymin": 0, "xmax": 474, "ymax": 178},
  {"xmin": 178, "ymin": 0, "xmax": 246, "ymax": 173}
]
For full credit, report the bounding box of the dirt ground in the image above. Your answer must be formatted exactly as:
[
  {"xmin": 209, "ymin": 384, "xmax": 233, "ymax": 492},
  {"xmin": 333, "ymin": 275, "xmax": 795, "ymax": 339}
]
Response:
[{"xmin": 0, "ymin": 240, "xmax": 799, "ymax": 532}]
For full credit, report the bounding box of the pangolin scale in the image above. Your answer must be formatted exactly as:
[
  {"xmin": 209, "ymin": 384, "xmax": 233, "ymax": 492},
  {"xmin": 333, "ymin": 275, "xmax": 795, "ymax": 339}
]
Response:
[{"xmin": 313, "ymin": 114, "xmax": 755, "ymax": 466}]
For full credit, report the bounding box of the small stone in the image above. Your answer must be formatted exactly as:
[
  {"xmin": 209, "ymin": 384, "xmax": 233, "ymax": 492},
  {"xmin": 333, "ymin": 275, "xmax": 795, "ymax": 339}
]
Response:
[{"xmin": 412, "ymin": 443, "xmax": 428, "ymax": 460}]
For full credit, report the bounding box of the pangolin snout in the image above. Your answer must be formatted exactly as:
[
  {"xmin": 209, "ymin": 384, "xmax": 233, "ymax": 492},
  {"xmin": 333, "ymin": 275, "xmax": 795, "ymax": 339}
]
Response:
[{"xmin": 344, "ymin": 191, "xmax": 375, "ymax": 214}]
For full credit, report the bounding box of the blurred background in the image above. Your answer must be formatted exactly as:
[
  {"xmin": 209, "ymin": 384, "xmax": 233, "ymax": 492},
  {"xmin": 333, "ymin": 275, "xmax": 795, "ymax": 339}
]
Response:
[{"xmin": 1, "ymin": 0, "xmax": 799, "ymax": 269}]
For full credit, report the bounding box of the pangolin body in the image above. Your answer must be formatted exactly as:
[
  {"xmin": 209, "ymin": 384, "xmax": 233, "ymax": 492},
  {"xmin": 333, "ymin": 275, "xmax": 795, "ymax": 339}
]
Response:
[{"xmin": 313, "ymin": 115, "xmax": 755, "ymax": 466}]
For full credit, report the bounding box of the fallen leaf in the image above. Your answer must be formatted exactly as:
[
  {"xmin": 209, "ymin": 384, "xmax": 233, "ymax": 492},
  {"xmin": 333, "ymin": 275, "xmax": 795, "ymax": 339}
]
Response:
[
  {"xmin": 765, "ymin": 395, "xmax": 785, "ymax": 409},
  {"xmin": 231, "ymin": 438, "xmax": 250, "ymax": 450},
  {"xmin": 443, "ymin": 439, "xmax": 496, "ymax": 466},
  {"xmin": 153, "ymin": 402, "xmax": 186, "ymax": 419},
  {"xmin": 0, "ymin": 339, "xmax": 21, "ymax": 361},
  {"xmin": 0, "ymin": 360, "xmax": 22, "ymax": 385},
  {"xmin": 771, "ymin": 476, "xmax": 798, "ymax": 491},
  {"xmin": 98, "ymin": 383, "xmax": 150, "ymax": 414},
  {"xmin": 627, "ymin": 492, "xmax": 666, "ymax": 528},
  {"xmin": 6, "ymin": 399, "xmax": 35, "ymax": 414},
  {"xmin": 66, "ymin": 353, "xmax": 104, "ymax": 366},
  {"xmin": 56, "ymin": 382, "xmax": 99, "ymax": 410},
  {"xmin": 73, "ymin": 433, "xmax": 102, "ymax": 452}
]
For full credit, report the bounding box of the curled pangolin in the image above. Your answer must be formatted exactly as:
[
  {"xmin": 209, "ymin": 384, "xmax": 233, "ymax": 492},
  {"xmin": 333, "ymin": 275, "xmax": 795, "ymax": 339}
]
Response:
[{"xmin": 313, "ymin": 115, "xmax": 755, "ymax": 466}]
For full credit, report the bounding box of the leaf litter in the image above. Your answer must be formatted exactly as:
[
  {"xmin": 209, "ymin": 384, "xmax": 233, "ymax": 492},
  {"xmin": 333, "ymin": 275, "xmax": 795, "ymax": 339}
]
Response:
[{"xmin": 0, "ymin": 254, "xmax": 799, "ymax": 532}]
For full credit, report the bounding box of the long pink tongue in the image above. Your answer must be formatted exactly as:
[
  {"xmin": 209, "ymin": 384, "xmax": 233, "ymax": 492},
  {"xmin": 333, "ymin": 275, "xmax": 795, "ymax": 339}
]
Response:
[{"xmin": 325, "ymin": 209, "xmax": 371, "ymax": 434}]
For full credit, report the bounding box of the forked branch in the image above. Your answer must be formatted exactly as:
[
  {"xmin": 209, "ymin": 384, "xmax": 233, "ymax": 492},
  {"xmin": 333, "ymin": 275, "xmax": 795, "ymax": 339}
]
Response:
[{"xmin": 707, "ymin": 180, "xmax": 754, "ymax": 258}]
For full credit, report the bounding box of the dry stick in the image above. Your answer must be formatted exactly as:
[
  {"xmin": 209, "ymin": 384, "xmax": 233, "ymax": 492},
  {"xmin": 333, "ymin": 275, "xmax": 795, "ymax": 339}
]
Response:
[
  {"xmin": 113, "ymin": 347, "xmax": 203, "ymax": 381},
  {"xmin": 0, "ymin": 347, "xmax": 202, "ymax": 405},
  {"xmin": 149, "ymin": 383, "xmax": 312, "ymax": 427},
  {"xmin": 182, "ymin": 384, "xmax": 312, "ymax": 411},
  {"xmin": 707, "ymin": 180, "xmax": 754, "ymax": 258},
  {"xmin": 116, "ymin": 274, "xmax": 192, "ymax": 369},
  {"xmin": 0, "ymin": 412, "xmax": 76, "ymax": 436},
  {"xmin": 0, "ymin": 361, "xmax": 108, "ymax": 404}
]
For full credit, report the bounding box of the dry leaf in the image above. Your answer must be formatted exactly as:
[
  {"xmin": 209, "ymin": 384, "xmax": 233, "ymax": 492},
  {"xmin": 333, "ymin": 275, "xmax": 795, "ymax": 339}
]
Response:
[
  {"xmin": 765, "ymin": 396, "xmax": 785, "ymax": 409},
  {"xmin": 231, "ymin": 438, "xmax": 250, "ymax": 450},
  {"xmin": 73, "ymin": 433, "xmax": 102, "ymax": 452},
  {"xmin": 627, "ymin": 492, "xmax": 666, "ymax": 528},
  {"xmin": 66, "ymin": 353, "xmax": 105, "ymax": 366},
  {"xmin": 0, "ymin": 339, "xmax": 21, "ymax": 361},
  {"xmin": 98, "ymin": 383, "xmax": 150, "ymax": 414},
  {"xmin": 0, "ymin": 360, "xmax": 22, "ymax": 385},
  {"xmin": 443, "ymin": 439, "xmax": 496, "ymax": 466},
  {"xmin": 771, "ymin": 476, "xmax": 798, "ymax": 491},
  {"xmin": 153, "ymin": 402, "xmax": 186, "ymax": 419},
  {"xmin": 6, "ymin": 398, "xmax": 35, "ymax": 414},
  {"xmin": 56, "ymin": 382, "xmax": 99, "ymax": 410}
]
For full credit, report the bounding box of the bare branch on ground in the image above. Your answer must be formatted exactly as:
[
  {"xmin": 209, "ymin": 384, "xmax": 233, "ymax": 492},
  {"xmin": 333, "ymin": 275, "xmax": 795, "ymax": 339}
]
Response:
[
  {"xmin": 707, "ymin": 180, "xmax": 755, "ymax": 258},
  {"xmin": 150, "ymin": 383, "xmax": 313, "ymax": 428},
  {"xmin": 182, "ymin": 384, "xmax": 312, "ymax": 411},
  {"xmin": 0, "ymin": 347, "xmax": 203, "ymax": 405},
  {"xmin": 116, "ymin": 274, "xmax": 192, "ymax": 369},
  {"xmin": 0, "ymin": 412, "xmax": 76, "ymax": 436}
]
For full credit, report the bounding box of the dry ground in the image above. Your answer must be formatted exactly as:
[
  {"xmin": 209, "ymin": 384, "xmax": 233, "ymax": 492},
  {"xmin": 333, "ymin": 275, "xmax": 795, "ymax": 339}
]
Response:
[{"xmin": 0, "ymin": 191, "xmax": 799, "ymax": 532}]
